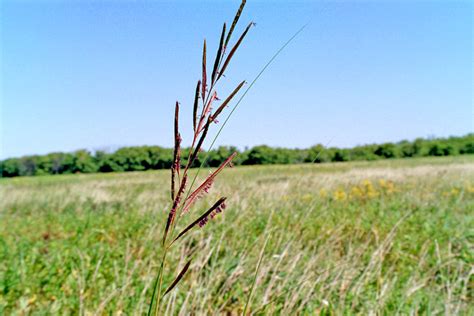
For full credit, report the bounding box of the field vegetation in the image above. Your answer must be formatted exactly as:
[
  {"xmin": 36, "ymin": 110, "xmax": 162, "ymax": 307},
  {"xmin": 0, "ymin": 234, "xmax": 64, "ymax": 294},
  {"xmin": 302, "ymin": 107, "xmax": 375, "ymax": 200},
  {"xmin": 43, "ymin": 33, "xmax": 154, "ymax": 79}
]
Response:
[{"xmin": 1, "ymin": 156, "xmax": 473, "ymax": 314}]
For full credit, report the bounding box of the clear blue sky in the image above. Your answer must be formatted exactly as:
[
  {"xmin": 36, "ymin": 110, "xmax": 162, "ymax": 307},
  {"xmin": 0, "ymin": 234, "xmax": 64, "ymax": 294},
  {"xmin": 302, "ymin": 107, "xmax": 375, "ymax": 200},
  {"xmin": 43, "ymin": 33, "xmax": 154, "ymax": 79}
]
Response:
[{"xmin": 1, "ymin": 0, "xmax": 472, "ymax": 159}]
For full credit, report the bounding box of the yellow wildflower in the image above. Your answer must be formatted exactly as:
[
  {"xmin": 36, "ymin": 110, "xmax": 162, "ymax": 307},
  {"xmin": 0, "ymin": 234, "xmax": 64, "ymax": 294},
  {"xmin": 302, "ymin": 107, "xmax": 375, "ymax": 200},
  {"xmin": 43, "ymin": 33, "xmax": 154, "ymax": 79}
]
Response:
[
  {"xmin": 333, "ymin": 189, "xmax": 347, "ymax": 201},
  {"xmin": 350, "ymin": 186, "xmax": 363, "ymax": 199},
  {"xmin": 362, "ymin": 179, "xmax": 372, "ymax": 187},
  {"xmin": 367, "ymin": 188, "xmax": 379, "ymax": 198},
  {"xmin": 450, "ymin": 188, "xmax": 460, "ymax": 196},
  {"xmin": 28, "ymin": 295, "xmax": 37, "ymax": 306},
  {"xmin": 319, "ymin": 188, "xmax": 328, "ymax": 198},
  {"xmin": 360, "ymin": 179, "xmax": 378, "ymax": 198},
  {"xmin": 385, "ymin": 181, "xmax": 396, "ymax": 194}
]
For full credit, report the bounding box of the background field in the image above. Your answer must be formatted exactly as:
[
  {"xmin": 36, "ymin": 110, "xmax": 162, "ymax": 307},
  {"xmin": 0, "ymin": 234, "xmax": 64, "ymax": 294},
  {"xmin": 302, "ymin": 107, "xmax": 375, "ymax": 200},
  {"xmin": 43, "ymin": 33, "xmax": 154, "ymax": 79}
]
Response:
[{"xmin": 1, "ymin": 156, "xmax": 473, "ymax": 314}]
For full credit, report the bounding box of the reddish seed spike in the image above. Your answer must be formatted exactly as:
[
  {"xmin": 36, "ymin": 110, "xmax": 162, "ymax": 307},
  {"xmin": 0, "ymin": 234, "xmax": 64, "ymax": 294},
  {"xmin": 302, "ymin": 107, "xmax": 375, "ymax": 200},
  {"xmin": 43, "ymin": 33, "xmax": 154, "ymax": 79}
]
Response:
[
  {"xmin": 202, "ymin": 39, "xmax": 207, "ymax": 101},
  {"xmin": 218, "ymin": 22, "xmax": 253, "ymax": 81},
  {"xmin": 164, "ymin": 175, "xmax": 187, "ymax": 245},
  {"xmin": 225, "ymin": 0, "xmax": 247, "ymax": 48},
  {"xmin": 212, "ymin": 23, "xmax": 226, "ymax": 85},
  {"xmin": 181, "ymin": 152, "xmax": 237, "ymax": 215},
  {"xmin": 173, "ymin": 197, "xmax": 227, "ymax": 244},
  {"xmin": 171, "ymin": 102, "xmax": 181, "ymax": 200},
  {"xmin": 174, "ymin": 103, "xmax": 181, "ymax": 177},
  {"xmin": 193, "ymin": 81, "xmax": 201, "ymax": 133},
  {"xmin": 171, "ymin": 166, "xmax": 175, "ymax": 201}
]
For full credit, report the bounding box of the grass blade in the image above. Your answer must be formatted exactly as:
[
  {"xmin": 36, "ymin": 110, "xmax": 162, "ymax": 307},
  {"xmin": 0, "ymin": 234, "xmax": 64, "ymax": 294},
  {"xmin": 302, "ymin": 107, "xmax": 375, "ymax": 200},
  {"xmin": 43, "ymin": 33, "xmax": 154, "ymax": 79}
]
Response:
[
  {"xmin": 163, "ymin": 260, "xmax": 192, "ymax": 297},
  {"xmin": 243, "ymin": 235, "xmax": 269, "ymax": 316}
]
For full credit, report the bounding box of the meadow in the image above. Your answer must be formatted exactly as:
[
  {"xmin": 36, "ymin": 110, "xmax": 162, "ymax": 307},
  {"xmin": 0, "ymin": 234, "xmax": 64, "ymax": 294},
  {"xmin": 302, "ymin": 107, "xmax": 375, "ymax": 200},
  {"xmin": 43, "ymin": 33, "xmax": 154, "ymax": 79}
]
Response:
[{"xmin": 1, "ymin": 155, "xmax": 473, "ymax": 315}]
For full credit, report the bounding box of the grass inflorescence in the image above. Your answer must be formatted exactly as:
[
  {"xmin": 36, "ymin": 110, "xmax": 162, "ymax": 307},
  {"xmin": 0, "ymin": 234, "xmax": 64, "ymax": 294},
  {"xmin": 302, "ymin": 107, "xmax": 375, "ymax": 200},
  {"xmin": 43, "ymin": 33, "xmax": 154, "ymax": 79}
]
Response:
[{"xmin": 149, "ymin": 1, "xmax": 255, "ymax": 314}]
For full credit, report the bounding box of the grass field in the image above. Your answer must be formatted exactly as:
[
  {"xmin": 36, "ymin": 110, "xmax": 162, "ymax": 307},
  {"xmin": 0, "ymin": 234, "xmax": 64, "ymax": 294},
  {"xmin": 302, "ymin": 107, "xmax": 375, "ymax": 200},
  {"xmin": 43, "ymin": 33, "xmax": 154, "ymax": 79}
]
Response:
[{"xmin": 1, "ymin": 156, "xmax": 473, "ymax": 315}]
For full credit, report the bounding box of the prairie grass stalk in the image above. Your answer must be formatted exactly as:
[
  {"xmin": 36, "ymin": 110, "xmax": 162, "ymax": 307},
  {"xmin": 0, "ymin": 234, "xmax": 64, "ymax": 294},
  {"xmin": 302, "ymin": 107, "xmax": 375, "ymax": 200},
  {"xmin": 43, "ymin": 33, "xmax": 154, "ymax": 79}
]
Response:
[
  {"xmin": 148, "ymin": 1, "xmax": 309, "ymax": 314},
  {"xmin": 243, "ymin": 235, "xmax": 269, "ymax": 315},
  {"xmin": 148, "ymin": 1, "xmax": 253, "ymax": 314}
]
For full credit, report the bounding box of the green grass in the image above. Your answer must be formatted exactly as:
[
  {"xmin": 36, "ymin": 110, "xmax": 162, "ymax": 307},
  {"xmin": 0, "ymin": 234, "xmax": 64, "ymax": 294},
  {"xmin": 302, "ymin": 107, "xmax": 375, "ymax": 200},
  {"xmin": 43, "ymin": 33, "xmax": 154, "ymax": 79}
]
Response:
[{"xmin": 1, "ymin": 156, "xmax": 473, "ymax": 314}]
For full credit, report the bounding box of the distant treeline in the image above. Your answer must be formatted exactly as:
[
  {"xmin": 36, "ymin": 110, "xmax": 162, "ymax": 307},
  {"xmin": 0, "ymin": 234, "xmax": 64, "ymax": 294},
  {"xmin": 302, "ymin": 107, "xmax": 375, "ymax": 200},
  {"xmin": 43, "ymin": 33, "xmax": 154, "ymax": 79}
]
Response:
[{"xmin": 1, "ymin": 134, "xmax": 473, "ymax": 178}]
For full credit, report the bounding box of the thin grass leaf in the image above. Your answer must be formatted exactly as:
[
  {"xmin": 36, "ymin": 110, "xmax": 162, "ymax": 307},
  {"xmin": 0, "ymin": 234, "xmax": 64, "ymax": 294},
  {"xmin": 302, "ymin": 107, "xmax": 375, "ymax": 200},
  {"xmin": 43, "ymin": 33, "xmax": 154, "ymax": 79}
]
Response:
[
  {"xmin": 163, "ymin": 260, "xmax": 192, "ymax": 297},
  {"xmin": 225, "ymin": 0, "xmax": 246, "ymax": 48},
  {"xmin": 173, "ymin": 198, "xmax": 227, "ymax": 244},
  {"xmin": 243, "ymin": 235, "xmax": 269, "ymax": 316},
  {"xmin": 211, "ymin": 81, "xmax": 245, "ymax": 122},
  {"xmin": 147, "ymin": 259, "xmax": 164, "ymax": 316},
  {"xmin": 218, "ymin": 22, "xmax": 253, "ymax": 81},
  {"xmin": 202, "ymin": 39, "xmax": 207, "ymax": 101},
  {"xmin": 212, "ymin": 23, "xmax": 226, "ymax": 85},
  {"xmin": 193, "ymin": 80, "xmax": 201, "ymax": 133}
]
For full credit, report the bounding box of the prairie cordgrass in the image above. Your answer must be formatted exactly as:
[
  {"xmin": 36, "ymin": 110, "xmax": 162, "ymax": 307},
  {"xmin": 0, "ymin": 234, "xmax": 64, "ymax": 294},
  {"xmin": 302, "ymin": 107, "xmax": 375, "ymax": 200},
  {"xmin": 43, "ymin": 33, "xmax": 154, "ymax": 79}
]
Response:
[{"xmin": 1, "ymin": 156, "xmax": 473, "ymax": 314}]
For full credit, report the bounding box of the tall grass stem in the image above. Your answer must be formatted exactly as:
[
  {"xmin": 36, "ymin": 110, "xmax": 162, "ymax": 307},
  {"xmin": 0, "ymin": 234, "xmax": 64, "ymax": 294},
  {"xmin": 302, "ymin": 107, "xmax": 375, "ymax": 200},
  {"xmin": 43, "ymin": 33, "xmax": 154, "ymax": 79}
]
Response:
[{"xmin": 243, "ymin": 235, "xmax": 269, "ymax": 315}]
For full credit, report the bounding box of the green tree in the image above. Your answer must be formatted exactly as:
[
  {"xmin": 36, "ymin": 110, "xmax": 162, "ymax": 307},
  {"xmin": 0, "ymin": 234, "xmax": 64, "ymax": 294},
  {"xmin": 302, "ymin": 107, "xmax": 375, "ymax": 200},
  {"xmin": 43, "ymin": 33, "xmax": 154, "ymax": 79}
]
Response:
[
  {"xmin": 18, "ymin": 156, "xmax": 38, "ymax": 176},
  {"xmin": 374, "ymin": 143, "xmax": 398, "ymax": 159},
  {"xmin": 243, "ymin": 145, "xmax": 276, "ymax": 165},
  {"xmin": 332, "ymin": 148, "xmax": 350, "ymax": 162},
  {"xmin": 148, "ymin": 146, "xmax": 173, "ymax": 169},
  {"xmin": 72, "ymin": 150, "xmax": 98, "ymax": 173},
  {"xmin": 207, "ymin": 146, "xmax": 239, "ymax": 167},
  {"xmin": 1, "ymin": 159, "xmax": 20, "ymax": 177}
]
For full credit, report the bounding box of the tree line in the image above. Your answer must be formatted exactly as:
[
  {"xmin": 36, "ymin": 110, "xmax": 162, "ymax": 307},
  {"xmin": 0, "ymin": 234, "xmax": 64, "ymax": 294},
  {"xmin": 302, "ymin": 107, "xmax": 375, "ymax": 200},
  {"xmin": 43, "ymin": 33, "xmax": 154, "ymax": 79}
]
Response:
[{"xmin": 1, "ymin": 134, "xmax": 472, "ymax": 178}]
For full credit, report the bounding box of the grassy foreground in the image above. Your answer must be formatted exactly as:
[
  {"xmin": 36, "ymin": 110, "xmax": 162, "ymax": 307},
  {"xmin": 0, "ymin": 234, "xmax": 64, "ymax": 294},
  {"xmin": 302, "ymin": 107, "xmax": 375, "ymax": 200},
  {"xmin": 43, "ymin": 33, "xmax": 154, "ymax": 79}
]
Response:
[{"xmin": 1, "ymin": 156, "xmax": 473, "ymax": 315}]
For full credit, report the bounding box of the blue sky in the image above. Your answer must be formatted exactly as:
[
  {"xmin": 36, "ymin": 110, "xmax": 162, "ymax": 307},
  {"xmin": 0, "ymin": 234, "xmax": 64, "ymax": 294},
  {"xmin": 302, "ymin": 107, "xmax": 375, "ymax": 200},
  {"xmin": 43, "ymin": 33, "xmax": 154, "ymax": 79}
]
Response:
[{"xmin": 1, "ymin": 0, "xmax": 472, "ymax": 159}]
